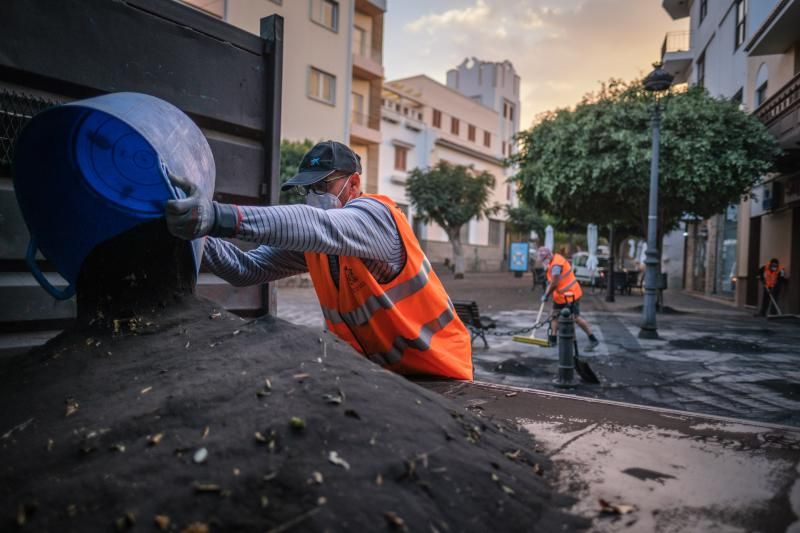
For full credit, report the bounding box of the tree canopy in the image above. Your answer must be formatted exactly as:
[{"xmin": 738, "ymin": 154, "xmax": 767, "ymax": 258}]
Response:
[
  {"xmin": 278, "ymin": 139, "xmax": 314, "ymax": 205},
  {"xmin": 406, "ymin": 161, "xmax": 500, "ymax": 277},
  {"xmin": 509, "ymin": 80, "xmax": 780, "ymax": 239}
]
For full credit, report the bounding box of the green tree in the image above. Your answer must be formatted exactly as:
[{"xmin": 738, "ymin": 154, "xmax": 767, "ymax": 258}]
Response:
[
  {"xmin": 406, "ymin": 161, "xmax": 500, "ymax": 278},
  {"xmin": 510, "ymin": 80, "xmax": 780, "ymax": 250},
  {"xmin": 278, "ymin": 139, "xmax": 315, "ymax": 205}
]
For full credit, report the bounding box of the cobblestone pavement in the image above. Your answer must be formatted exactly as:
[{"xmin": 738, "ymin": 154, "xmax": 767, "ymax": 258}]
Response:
[{"xmin": 277, "ymin": 269, "xmax": 800, "ymax": 427}]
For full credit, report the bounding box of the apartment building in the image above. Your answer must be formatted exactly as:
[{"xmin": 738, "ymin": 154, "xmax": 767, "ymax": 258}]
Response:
[
  {"xmin": 381, "ymin": 72, "xmax": 514, "ymax": 271},
  {"xmin": 660, "ymin": 0, "xmax": 799, "ymax": 313},
  {"xmin": 181, "ymin": 0, "xmax": 386, "ymax": 192},
  {"xmin": 447, "ymin": 58, "xmax": 521, "ymax": 210},
  {"xmin": 744, "ymin": 0, "xmax": 800, "ymax": 313}
]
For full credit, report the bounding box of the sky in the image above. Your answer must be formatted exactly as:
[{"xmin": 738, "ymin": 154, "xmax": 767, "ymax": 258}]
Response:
[{"xmin": 384, "ymin": 0, "xmax": 689, "ymax": 128}]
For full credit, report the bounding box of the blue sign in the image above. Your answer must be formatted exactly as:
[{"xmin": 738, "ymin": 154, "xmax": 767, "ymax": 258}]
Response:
[{"xmin": 509, "ymin": 242, "xmax": 529, "ymax": 272}]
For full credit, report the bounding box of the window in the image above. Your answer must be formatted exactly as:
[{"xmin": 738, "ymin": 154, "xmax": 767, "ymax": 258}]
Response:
[
  {"xmin": 451, "ymin": 117, "xmax": 460, "ymax": 135},
  {"xmin": 483, "ymin": 131, "xmax": 491, "ymax": 148},
  {"xmin": 732, "ymin": 88, "xmax": 743, "ymax": 105},
  {"xmin": 432, "ymin": 109, "xmax": 442, "ymax": 128},
  {"xmin": 507, "ymin": 142, "xmax": 513, "ymax": 157},
  {"xmin": 270, "ymin": 0, "xmax": 282, "ymax": 4},
  {"xmin": 309, "ymin": 67, "xmax": 335, "ymax": 104},
  {"xmin": 489, "ymin": 220, "xmax": 504, "ymax": 247},
  {"xmin": 503, "ymin": 100, "xmax": 514, "ymax": 121},
  {"xmin": 468, "ymin": 124, "xmax": 476, "ymax": 142},
  {"xmin": 353, "ymin": 25, "xmax": 367, "ymax": 57},
  {"xmin": 310, "ymin": 0, "xmax": 338, "ymax": 32},
  {"xmin": 351, "ymin": 92, "xmax": 364, "ymax": 124},
  {"xmin": 699, "ymin": 0, "xmax": 707, "ymax": 23},
  {"xmin": 734, "ymin": 0, "xmax": 746, "ymax": 50},
  {"xmin": 755, "ymin": 81, "xmax": 768, "ymax": 106},
  {"xmin": 394, "ymin": 146, "xmax": 408, "ymax": 171},
  {"xmin": 502, "ymin": 140, "xmax": 506, "ymax": 155},
  {"xmin": 696, "ymin": 52, "xmax": 705, "ymax": 87}
]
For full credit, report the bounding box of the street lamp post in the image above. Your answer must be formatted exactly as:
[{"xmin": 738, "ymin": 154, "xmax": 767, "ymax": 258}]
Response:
[{"xmin": 639, "ymin": 63, "xmax": 673, "ymax": 340}]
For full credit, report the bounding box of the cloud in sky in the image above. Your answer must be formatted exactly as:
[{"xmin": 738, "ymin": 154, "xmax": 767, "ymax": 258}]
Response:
[{"xmin": 385, "ymin": 0, "xmax": 688, "ymax": 127}]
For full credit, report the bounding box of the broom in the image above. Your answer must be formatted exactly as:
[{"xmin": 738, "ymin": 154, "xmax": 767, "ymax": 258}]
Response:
[
  {"xmin": 766, "ymin": 288, "xmax": 799, "ymax": 320},
  {"xmin": 512, "ymin": 301, "xmax": 551, "ymax": 347}
]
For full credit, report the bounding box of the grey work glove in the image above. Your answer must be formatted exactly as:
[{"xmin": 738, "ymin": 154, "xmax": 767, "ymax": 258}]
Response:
[
  {"xmin": 540, "ymin": 293, "xmax": 549, "ymax": 303},
  {"xmin": 165, "ymin": 173, "xmax": 240, "ymax": 239}
]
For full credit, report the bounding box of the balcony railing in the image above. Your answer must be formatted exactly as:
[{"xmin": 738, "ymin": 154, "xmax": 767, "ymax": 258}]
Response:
[
  {"xmin": 661, "ymin": 31, "xmax": 690, "ymax": 58},
  {"xmin": 353, "ymin": 45, "xmax": 382, "ymax": 64},
  {"xmin": 754, "ymin": 71, "xmax": 800, "ymax": 127},
  {"xmin": 351, "ymin": 110, "xmax": 379, "ymax": 128}
]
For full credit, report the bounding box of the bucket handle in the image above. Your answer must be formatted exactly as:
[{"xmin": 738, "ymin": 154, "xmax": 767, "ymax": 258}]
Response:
[{"xmin": 26, "ymin": 239, "xmax": 75, "ymax": 300}]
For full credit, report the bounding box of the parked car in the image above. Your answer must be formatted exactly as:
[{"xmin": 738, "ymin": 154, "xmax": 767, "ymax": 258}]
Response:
[{"xmin": 571, "ymin": 252, "xmax": 609, "ymax": 286}]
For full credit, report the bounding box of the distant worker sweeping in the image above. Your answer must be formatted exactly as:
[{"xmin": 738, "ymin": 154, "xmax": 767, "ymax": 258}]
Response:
[
  {"xmin": 538, "ymin": 247, "xmax": 600, "ymax": 352},
  {"xmin": 163, "ymin": 140, "xmax": 473, "ymax": 380},
  {"xmin": 755, "ymin": 258, "xmax": 786, "ymax": 318}
]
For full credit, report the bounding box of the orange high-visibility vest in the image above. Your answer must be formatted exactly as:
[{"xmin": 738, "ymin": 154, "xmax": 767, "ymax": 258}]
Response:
[
  {"xmin": 304, "ymin": 194, "xmax": 473, "ymax": 380},
  {"xmin": 764, "ymin": 263, "xmax": 782, "ymax": 289},
  {"xmin": 546, "ymin": 253, "xmax": 583, "ymax": 304}
]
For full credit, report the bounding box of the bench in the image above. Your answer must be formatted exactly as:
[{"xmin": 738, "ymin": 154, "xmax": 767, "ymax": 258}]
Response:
[{"xmin": 452, "ymin": 299, "xmax": 496, "ymax": 348}]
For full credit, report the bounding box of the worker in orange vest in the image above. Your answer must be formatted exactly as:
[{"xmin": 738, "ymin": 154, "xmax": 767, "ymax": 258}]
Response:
[
  {"xmin": 164, "ymin": 141, "xmax": 473, "ymax": 380},
  {"xmin": 538, "ymin": 247, "xmax": 600, "ymax": 351},
  {"xmin": 755, "ymin": 257, "xmax": 786, "ymax": 317}
]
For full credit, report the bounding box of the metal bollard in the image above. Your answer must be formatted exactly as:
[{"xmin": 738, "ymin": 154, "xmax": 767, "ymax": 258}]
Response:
[{"xmin": 553, "ymin": 306, "xmax": 578, "ymax": 388}]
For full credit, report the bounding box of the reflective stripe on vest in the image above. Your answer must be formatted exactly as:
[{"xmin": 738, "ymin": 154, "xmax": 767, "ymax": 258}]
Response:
[
  {"xmin": 366, "ymin": 302, "xmax": 455, "ymax": 366},
  {"xmin": 557, "ymin": 278, "xmax": 578, "ymax": 294},
  {"xmin": 320, "ymin": 259, "xmax": 432, "ymax": 327}
]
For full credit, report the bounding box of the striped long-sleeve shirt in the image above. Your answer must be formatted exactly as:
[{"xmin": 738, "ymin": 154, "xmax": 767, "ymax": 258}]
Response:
[{"xmin": 203, "ymin": 196, "xmax": 407, "ymax": 286}]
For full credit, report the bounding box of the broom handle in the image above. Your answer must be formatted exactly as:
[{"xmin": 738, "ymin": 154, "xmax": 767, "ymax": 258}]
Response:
[{"xmin": 534, "ymin": 301, "xmax": 545, "ymax": 327}]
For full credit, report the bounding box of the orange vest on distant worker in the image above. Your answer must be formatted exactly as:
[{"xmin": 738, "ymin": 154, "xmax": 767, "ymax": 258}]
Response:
[
  {"xmin": 763, "ymin": 263, "xmax": 782, "ymax": 288},
  {"xmin": 546, "ymin": 253, "xmax": 584, "ymax": 304},
  {"xmin": 304, "ymin": 194, "xmax": 473, "ymax": 380}
]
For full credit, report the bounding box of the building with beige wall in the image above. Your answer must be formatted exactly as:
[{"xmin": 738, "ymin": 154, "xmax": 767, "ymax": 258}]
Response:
[
  {"xmin": 381, "ymin": 75, "xmax": 512, "ymax": 271},
  {"xmin": 660, "ymin": 0, "xmax": 799, "ymax": 314},
  {"xmin": 181, "ymin": 0, "xmax": 385, "ymax": 193}
]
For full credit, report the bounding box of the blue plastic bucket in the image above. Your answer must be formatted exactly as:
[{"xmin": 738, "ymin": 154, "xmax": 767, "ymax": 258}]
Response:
[{"xmin": 13, "ymin": 92, "xmax": 215, "ymax": 299}]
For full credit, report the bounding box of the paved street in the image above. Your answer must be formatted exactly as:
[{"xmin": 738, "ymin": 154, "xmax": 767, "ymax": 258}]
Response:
[{"xmin": 277, "ymin": 269, "xmax": 800, "ymax": 427}]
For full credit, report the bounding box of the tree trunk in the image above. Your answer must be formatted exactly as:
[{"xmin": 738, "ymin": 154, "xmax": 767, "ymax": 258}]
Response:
[{"xmin": 449, "ymin": 231, "xmax": 465, "ymax": 279}]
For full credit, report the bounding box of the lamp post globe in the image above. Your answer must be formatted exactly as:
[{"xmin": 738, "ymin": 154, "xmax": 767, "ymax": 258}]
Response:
[{"xmin": 639, "ymin": 63, "xmax": 674, "ymax": 339}]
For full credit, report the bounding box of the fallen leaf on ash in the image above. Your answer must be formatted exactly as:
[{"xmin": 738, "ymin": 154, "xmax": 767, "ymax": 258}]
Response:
[
  {"xmin": 180, "ymin": 522, "xmax": 209, "ymax": 533},
  {"xmin": 599, "ymin": 498, "xmax": 635, "ymax": 515},
  {"xmin": 328, "ymin": 451, "xmax": 350, "ymax": 470},
  {"xmin": 148, "ymin": 433, "xmax": 164, "ymax": 446},
  {"xmin": 65, "ymin": 398, "xmax": 79, "ymax": 417},
  {"xmin": 202, "ymin": 426, "xmax": 210, "ymax": 439},
  {"xmin": 154, "ymin": 514, "xmax": 170, "ymax": 530},
  {"xmin": 193, "ymin": 483, "xmax": 221, "ymax": 493},
  {"xmin": 193, "ymin": 447, "xmax": 208, "ymax": 464},
  {"xmin": 290, "ymin": 416, "xmax": 306, "ymax": 430},
  {"xmin": 140, "ymin": 386, "xmax": 152, "ymax": 395},
  {"xmin": 384, "ymin": 511, "xmax": 406, "ymax": 530}
]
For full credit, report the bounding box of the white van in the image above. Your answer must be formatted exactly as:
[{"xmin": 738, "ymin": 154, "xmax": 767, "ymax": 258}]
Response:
[{"xmin": 571, "ymin": 252, "xmax": 609, "ymax": 286}]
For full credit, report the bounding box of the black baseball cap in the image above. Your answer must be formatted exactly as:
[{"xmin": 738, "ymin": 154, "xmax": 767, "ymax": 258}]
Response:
[{"xmin": 281, "ymin": 140, "xmax": 362, "ymax": 191}]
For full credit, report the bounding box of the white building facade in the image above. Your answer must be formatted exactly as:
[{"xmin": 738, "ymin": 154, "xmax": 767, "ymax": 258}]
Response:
[{"xmin": 380, "ymin": 66, "xmax": 521, "ymax": 271}]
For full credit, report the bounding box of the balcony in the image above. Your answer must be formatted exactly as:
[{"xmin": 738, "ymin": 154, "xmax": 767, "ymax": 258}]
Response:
[
  {"xmin": 661, "ymin": 0, "xmax": 690, "ymax": 19},
  {"xmin": 660, "ymin": 31, "xmax": 691, "ymax": 84},
  {"xmin": 746, "ymin": 0, "xmax": 800, "ymax": 56},
  {"xmin": 754, "ymin": 71, "xmax": 800, "ymax": 150},
  {"xmin": 350, "ymin": 110, "xmax": 381, "ymax": 145},
  {"xmin": 352, "ymin": 46, "xmax": 384, "ymax": 80}
]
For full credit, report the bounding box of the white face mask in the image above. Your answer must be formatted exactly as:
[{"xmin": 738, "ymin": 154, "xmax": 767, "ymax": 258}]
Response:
[{"xmin": 306, "ymin": 175, "xmax": 352, "ymax": 210}]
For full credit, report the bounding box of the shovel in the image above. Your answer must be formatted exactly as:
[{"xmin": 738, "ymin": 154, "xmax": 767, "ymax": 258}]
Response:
[
  {"xmin": 573, "ymin": 340, "xmax": 600, "ymax": 384},
  {"xmin": 512, "ymin": 301, "xmax": 550, "ymax": 347}
]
